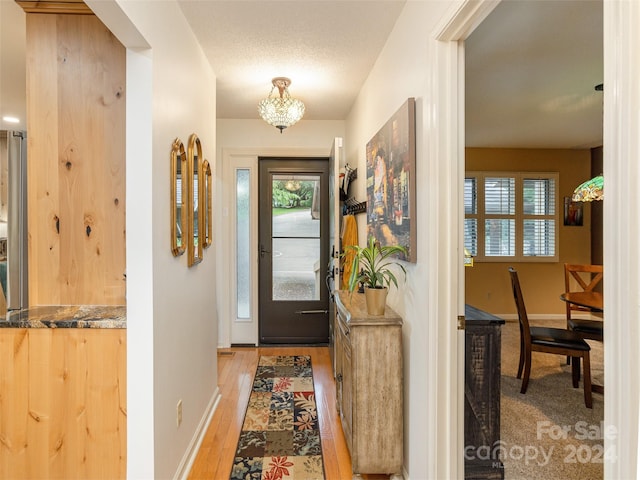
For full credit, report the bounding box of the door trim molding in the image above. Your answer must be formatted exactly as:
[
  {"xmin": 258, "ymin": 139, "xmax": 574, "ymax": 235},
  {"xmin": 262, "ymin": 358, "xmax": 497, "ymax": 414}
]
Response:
[
  {"xmin": 602, "ymin": 1, "xmax": 640, "ymax": 477},
  {"xmin": 430, "ymin": 1, "xmax": 500, "ymax": 478},
  {"xmin": 218, "ymin": 147, "xmax": 330, "ymax": 347}
]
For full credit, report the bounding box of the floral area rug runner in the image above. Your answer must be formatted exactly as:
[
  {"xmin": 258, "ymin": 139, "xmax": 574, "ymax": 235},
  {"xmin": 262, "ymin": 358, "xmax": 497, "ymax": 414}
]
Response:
[{"xmin": 230, "ymin": 355, "xmax": 325, "ymax": 480}]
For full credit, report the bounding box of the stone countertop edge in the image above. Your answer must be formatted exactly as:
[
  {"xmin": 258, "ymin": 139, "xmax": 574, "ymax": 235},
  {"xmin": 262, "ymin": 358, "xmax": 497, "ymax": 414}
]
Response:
[{"xmin": 0, "ymin": 305, "xmax": 127, "ymax": 329}]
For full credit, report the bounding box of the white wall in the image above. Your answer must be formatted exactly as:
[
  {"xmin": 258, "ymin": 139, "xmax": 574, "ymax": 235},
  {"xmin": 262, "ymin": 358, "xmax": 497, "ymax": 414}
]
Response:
[
  {"xmin": 218, "ymin": 119, "xmax": 345, "ymax": 150},
  {"xmin": 87, "ymin": 1, "xmax": 218, "ymax": 478},
  {"xmin": 345, "ymin": 1, "xmax": 459, "ymax": 478}
]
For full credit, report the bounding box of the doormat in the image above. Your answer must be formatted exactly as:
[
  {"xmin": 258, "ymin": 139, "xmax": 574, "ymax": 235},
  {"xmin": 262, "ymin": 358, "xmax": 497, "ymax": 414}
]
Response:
[{"xmin": 230, "ymin": 355, "xmax": 325, "ymax": 479}]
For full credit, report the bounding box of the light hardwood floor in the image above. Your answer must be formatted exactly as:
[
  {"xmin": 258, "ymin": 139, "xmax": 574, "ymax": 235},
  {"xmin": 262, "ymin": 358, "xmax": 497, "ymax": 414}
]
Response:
[{"xmin": 187, "ymin": 346, "xmax": 389, "ymax": 480}]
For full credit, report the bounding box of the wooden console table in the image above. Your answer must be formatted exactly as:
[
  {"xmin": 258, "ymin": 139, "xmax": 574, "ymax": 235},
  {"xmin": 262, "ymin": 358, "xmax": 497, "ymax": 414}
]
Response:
[{"xmin": 334, "ymin": 291, "xmax": 403, "ymax": 479}]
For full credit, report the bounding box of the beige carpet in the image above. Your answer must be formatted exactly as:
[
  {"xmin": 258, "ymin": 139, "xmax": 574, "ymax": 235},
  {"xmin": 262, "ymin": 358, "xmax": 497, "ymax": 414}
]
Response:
[{"xmin": 500, "ymin": 319, "xmax": 604, "ymax": 480}]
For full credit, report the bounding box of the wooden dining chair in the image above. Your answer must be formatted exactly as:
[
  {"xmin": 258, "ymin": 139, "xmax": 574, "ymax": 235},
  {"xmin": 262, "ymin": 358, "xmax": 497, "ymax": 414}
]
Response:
[
  {"xmin": 509, "ymin": 267, "xmax": 593, "ymax": 408},
  {"xmin": 564, "ymin": 263, "xmax": 604, "ymax": 342}
]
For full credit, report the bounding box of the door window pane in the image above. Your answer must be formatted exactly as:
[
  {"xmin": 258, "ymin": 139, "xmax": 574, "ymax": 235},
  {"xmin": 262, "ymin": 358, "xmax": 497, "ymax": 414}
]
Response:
[
  {"xmin": 272, "ymin": 238, "xmax": 320, "ymax": 301},
  {"xmin": 236, "ymin": 169, "xmax": 250, "ymax": 319},
  {"xmin": 271, "ymin": 175, "xmax": 321, "ymax": 300}
]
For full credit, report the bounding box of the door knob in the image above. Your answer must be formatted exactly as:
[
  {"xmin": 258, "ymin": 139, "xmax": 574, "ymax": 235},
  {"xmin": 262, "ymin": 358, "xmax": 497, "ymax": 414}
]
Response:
[{"xmin": 260, "ymin": 245, "xmax": 270, "ymax": 258}]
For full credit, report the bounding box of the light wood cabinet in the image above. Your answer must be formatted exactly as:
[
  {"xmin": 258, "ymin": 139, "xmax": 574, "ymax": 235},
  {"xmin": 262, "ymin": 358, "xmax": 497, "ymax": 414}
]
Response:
[
  {"xmin": 334, "ymin": 291, "xmax": 403, "ymax": 479},
  {"xmin": 0, "ymin": 327, "xmax": 126, "ymax": 479}
]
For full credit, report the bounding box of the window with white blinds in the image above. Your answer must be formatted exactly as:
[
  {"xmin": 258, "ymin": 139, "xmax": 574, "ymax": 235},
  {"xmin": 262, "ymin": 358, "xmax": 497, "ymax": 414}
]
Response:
[{"xmin": 464, "ymin": 172, "xmax": 559, "ymax": 262}]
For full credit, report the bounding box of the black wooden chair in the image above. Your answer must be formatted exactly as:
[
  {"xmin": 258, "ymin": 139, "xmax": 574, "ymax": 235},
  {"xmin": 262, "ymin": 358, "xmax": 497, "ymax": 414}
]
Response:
[{"xmin": 509, "ymin": 267, "xmax": 593, "ymax": 408}]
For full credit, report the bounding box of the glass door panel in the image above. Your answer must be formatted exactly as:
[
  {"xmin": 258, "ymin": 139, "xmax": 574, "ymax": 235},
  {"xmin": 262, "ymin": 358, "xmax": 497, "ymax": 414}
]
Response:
[
  {"xmin": 271, "ymin": 175, "xmax": 321, "ymax": 301},
  {"xmin": 258, "ymin": 159, "xmax": 329, "ymax": 344}
]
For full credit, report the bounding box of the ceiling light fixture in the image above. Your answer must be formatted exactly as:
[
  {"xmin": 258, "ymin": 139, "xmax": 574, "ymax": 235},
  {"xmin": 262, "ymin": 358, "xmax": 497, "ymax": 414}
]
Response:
[
  {"xmin": 572, "ymin": 174, "xmax": 604, "ymax": 202},
  {"xmin": 284, "ymin": 179, "xmax": 301, "ymax": 192},
  {"xmin": 258, "ymin": 77, "xmax": 305, "ymax": 133}
]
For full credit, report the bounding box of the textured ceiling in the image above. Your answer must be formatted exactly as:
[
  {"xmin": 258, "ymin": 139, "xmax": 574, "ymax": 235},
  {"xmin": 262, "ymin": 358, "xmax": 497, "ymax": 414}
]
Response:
[
  {"xmin": 177, "ymin": 0, "xmax": 406, "ymax": 120},
  {"xmin": 1, "ymin": 0, "xmax": 603, "ymax": 148},
  {"xmin": 465, "ymin": 0, "xmax": 603, "ymax": 148}
]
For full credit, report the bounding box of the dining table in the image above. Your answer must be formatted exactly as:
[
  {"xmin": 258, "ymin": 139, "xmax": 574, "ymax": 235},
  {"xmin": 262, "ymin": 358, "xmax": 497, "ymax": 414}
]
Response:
[
  {"xmin": 560, "ymin": 291, "xmax": 604, "ymax": 394},
  {"xmin": 560, "ymin": 291, "xmax": 603, "ymax": 312}
]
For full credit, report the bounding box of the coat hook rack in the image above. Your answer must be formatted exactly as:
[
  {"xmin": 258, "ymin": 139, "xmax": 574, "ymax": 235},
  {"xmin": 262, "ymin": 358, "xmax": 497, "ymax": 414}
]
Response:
[
  {"xmin": 341, "ymin": 164, "xmax": 358, "ymax": 201},
  {"xmin": 344, "ymin": 196, "xmax": 367, "ymax": 215}
]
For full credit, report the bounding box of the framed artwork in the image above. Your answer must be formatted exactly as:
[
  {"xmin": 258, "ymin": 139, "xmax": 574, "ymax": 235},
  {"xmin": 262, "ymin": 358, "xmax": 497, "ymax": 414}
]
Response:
[
  {"xmin": 564, "ymin": 196, "xmax": 583, "ymax": 226},
  {"xmin": 202, "ymin": 159, "xmax": 213, "ymax": 248},
  {"xmin": 170, "ymin": 138, "xmax": 187, "ymax": 256},
  {"xmin": 172, "ymin": 134, "xmax": 211, "ymax": 265},
  {"xmin": 366, "ymin": 98, "xmax": 416, "ymax": 262},
  {"xmin": 187, "ymin": 133, "xmax": 204, "ymax": 266}
]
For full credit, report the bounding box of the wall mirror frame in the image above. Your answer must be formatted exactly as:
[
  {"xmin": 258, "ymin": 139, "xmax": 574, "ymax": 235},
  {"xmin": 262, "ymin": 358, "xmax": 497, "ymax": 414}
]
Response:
[
  {"xmin": 187, "ymin": 133, "xmax": 204, "ymax": 267},
  {"xmin": 202, "ymin": 159, "xmax": 213, "ymax": 248},
  {"xmin": 170, "ymin": 138, "xmax": 187, "ymax": 256}
]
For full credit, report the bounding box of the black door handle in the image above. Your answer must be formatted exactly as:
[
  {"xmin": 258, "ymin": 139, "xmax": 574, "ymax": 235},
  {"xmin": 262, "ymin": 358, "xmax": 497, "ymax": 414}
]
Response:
[{"xmin": 260, "ymin": 245, "xmax": 270, "ymax": 258}]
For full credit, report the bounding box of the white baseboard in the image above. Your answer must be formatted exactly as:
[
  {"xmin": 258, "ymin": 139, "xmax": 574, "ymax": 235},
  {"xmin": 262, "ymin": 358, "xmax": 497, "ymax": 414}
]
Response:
[{"xmin": 173, "ymin": 387, "xmax": 222, "ymax": 480}]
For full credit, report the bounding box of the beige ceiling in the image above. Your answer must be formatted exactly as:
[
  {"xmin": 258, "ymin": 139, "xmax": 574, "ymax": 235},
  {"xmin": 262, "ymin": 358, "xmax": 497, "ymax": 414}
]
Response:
[
  {"xmin": 1, "ymin": 0, "xmax": 603, "ymax": 149},
  {"xmin": 176, "ymin": 0, "xmax": 406, "ymax": 120},
  {"xmin": 465, "ymin": 0, "xmax": 603, "ymax": 148}
]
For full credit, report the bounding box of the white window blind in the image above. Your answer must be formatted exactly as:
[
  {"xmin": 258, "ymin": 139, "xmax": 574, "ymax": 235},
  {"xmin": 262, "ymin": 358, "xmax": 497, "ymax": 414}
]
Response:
[
  {"xmin": 465, "ymin": 172, "xmax": 559, "ymax": 262},
  {"xmin": 484, "ymin": 177, "xmax": 515, "ymax": 257},
  {"xmin": 464, "ymin": 177, "xmax": 478, "ymax": 256},
  {"xmin": 523, "ymin": 178, "xmax": 556, "ymax": 257}
]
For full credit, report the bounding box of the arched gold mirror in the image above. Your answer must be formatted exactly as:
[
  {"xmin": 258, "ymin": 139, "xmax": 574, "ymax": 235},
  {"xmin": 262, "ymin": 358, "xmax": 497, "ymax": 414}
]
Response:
[
  {"xmin": 187, "ymin": 133, "xmax": 204, "ymax": 266},
  {"xmin": 170, "ymin": 138, "xmax": 187, "ymax": 256},
  {"xmin": 202, "ymin": 159, "xmax": 213, "ymax": 248}
]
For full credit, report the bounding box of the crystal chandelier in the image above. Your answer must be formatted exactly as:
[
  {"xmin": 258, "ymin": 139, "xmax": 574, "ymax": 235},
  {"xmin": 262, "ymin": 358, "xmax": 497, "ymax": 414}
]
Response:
[
  {"xmin": 258, "ymin": 77, "xmax": 305, "ymax": 133},
  {"xmin": 284, "ymin": 179, "xmax": 301, "ymax": 191}
]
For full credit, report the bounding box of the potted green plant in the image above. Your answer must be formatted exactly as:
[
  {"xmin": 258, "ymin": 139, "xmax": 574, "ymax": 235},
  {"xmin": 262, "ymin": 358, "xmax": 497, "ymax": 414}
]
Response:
[{"xmin": 345, "ymin": 236, "xmax": 408, "ymax": 315}]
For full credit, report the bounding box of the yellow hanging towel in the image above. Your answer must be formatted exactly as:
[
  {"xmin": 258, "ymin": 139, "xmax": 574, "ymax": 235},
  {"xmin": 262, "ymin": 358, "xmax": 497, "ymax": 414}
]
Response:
[{"xmin": 340, "ymin": 215, "xmax": 358, "ymax": 290}]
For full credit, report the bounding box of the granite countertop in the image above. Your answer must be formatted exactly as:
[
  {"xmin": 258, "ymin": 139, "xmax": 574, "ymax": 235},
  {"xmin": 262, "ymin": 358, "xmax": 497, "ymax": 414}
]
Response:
[{"xmin": 0, "ymin": 305, "xmax": 126, "ymax": 329}]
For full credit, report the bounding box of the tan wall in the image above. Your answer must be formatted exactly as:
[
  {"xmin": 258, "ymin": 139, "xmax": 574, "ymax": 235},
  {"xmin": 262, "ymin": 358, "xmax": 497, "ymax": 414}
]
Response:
[
  {"xmin": 465, "ymin": 148, "xmax": 593, "ymax": 316},
  {"xmin": 25, "ymin": 13, "xmax": 126, "ymax": 306}
]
